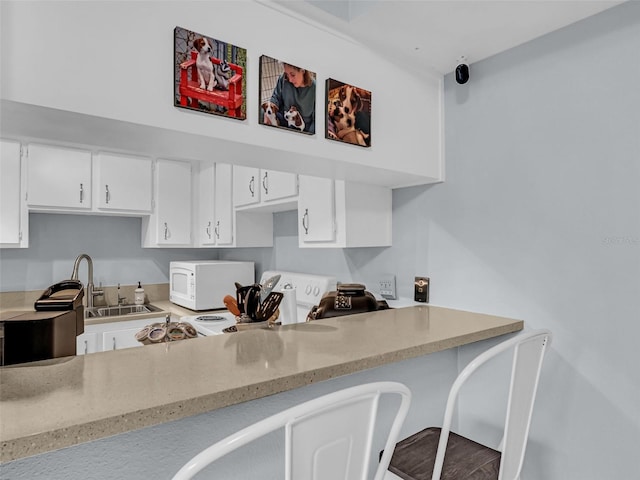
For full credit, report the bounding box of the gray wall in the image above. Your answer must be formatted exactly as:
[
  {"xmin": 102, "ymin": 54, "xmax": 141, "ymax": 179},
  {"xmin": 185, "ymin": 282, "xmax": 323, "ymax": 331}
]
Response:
[
  {"xmin": 1, "ymin": 3, "xmax": 639, "ymax": 478},
  {"xmin": 430, "ymin": 4, "xmax": 640, "ymax": 478}
]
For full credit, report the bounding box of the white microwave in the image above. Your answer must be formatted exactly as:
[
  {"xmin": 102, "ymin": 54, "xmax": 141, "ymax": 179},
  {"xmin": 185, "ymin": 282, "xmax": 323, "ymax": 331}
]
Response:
[{"xmin": 169, "ymin": 260, "xmax": 254, "ymax": 311}]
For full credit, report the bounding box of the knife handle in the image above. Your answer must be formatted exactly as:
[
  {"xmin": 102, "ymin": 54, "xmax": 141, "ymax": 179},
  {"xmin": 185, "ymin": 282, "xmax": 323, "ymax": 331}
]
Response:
[{"xmin": 224, "ymin": 295, "xmax": 241, "ymax": 316}]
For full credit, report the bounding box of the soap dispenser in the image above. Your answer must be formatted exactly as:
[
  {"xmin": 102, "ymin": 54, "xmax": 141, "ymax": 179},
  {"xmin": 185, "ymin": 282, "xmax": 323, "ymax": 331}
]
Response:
[{"xmin": 134, "ymin": 282, "xmax": 145, "ymax": 305}]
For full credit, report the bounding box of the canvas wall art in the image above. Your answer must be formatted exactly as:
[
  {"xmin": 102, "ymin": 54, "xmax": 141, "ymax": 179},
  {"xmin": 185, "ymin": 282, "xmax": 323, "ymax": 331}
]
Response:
[
  {"xmin": 326, "ymin": 79, "xmax": 371, "ymax": 147},
  {"xmin": 174, "ymin": 26, "xmax": 247, "ymax": 120},
  {"xmin": 259, "ymin": 55, "xmax": 316, "ymax": 135}
]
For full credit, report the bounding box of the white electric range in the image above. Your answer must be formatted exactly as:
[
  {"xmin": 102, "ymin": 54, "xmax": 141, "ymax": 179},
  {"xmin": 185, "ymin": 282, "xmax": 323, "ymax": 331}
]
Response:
[{"xmin": 181, "ymin": 270, "xmax": 337, "ymax": 335}]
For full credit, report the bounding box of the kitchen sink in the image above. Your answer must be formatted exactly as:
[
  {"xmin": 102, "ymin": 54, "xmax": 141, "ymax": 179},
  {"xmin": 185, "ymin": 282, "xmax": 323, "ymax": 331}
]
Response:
[{"xmin": 85, "ymin": 304, "xmax": 163, "ymax": 318}]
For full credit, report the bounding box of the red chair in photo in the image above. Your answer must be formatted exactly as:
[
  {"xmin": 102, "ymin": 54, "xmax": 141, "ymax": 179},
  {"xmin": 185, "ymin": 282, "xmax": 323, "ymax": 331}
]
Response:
[{"xmin": 178, "ymin": 52, "xmax": 244, "ymax": 118}]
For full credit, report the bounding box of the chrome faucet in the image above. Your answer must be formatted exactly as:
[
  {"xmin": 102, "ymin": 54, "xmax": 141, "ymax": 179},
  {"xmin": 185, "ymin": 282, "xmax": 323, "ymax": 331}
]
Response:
[
  {"xmin": 71, "ymin": 253, "xmax": 104, "ymax": 309},
  {"xmin": 117, "ymin": 283, "xmax": 127, "ymax": 305}
]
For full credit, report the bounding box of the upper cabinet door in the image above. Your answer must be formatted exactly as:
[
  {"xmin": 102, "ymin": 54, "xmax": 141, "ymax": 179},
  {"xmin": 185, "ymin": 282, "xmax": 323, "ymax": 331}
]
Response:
[
  {"xmin": 0, "ymin": 140, "xmax": 26, "ymax": 246},
  {"xmin": 155, "ymin": 159, "xmax": 191, "ymax": 245},
  {"xmin": 196, "ymin": 161, "xmax": 216, "ymax": 246},
  {"xmin": 95, "ymin": 153, "xmax": 152, "ymax": 212},
  {"xmin": 26, "ymin": 143, "xmax": 92, "ymax": 210},
  {"xmin": 298, "ymin": 175, "xmax": 336, "ymax": 243},
  {"xmin": 214, "ymin": 163, "xmax": 234, "ymax": 245},
  {"xmin": 261, "ymin": 170, "xmax": 298, "ymax": 202},
  {"xmin": 233, "ymin": 166, "xmax": 260, "ymax": 207}
]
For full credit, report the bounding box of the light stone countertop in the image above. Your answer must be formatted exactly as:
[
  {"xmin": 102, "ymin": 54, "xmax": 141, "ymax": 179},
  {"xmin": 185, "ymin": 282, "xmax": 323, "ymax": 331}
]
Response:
[{"xmin": 0, "ymin": 304, "xmax": 523, "ymax": 462}]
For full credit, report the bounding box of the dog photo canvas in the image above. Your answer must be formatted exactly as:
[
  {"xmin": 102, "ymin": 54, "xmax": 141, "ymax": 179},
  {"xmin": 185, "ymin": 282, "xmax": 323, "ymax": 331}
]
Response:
[
  {"xmin": 326, "ymin": 79, "xmax": 371, "ymax": 147},
  {"xmin": 174, "ymin": 26, "xmax": 247, "ymax": 120},
  {"xmin": 259, "ymin": 55, "xmax": 316, "ymax": 135}
]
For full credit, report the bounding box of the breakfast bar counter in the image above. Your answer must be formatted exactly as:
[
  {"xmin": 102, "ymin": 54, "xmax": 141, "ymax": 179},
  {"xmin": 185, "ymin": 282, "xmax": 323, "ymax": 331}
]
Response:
[{"xmin": 0, "ymin": 305, "xmax": 523, "ymax": 462}]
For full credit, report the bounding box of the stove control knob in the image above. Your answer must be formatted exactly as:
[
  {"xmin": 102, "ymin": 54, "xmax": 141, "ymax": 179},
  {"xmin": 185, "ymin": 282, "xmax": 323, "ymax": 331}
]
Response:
[
  {"xmin": 305, "ymin": 285, "xmax": 312, "ymax": 295},
  {"xmin": 313, "ymin": 286, "xmax": 320, "ymax": 296}
]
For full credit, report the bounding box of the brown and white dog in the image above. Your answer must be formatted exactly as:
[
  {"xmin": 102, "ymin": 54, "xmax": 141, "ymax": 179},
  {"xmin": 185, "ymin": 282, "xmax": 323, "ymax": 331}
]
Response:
[
  {"xmin": 338, "ymin": 85, "xmax": 363, "ymax": 116},
  {"xmin": 284, "ymin": 105, "xmax": 305, "ymax": 132},
  {"xmin": 262, "ymin": 101, "xmax": 279, "ymax": 126},
  {"xmin": 193, "ymin": 37, "xmax": 216, "ymax": 91},
  {"xmin": 330, "ymin": 101, "xmax": 368, "ymax": 146}
]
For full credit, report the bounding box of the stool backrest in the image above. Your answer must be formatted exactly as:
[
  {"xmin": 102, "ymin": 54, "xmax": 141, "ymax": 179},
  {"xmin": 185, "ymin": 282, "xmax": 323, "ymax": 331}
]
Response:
[
  {"xmin": 433, "ymin": 329, "xmax": 552, "ymax": 480},
  {"xmin": 173, "ymin": 381, "xmax": 411, "ymax": 480}
]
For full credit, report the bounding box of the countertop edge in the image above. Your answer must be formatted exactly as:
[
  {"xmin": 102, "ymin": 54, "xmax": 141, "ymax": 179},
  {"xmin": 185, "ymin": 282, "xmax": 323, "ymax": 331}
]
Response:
[{"xmin": 0, "ymin": 318, "xmax": 523, "ymax": 462}]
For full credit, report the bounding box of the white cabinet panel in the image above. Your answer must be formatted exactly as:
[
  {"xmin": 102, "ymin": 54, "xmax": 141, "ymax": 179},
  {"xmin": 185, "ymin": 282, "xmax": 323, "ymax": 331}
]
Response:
[
  {"xmin": 234, "ymin": 166, "xmax": 298, "ymax": 211},
  {"xmin": 260, "ymin": 170, "xmax": 298, "ymax": 202},
  {"xmin": 214, "ymin": 163, "xmax": 234, "ymax": 245},
  {"xmin": 196, "ymin": 162, "xmax": 234, "ymax": 247},
  {"xmin": 0, "ymin": 140, "xmax": 28, "ymax": 247},
  {"xmin": 76, "ymin": 332, "xmax": 101, "ymax": 355},
  {"xmin": 298, "ymin": 176, "xmax": 391, "ymax": 248},
  {"xmin": 233, "ymin": 166, "xmax": 260, "ymax": 207},
  {"xmin": 196, "ymin": 161, "xmax": 216, "ymax": 246},
  {"xmin": 26, "ymin": 143, "xmax": 92, "ymax": 210},
  {"xmin": 103, "ymin": 328, "xmax": 141, "ymax": 351},
  {"xmin": 143, "ymin": 158, "xmax": 192, "ymax": 247},
  {"xmin": 80, "ymin": 318, "xmax": 165, "ymax": 354},
  {"xmin": 298, "ymin": 175, "xmax": 336, "ymax": 243},
  {"xmin": 95, "ymin": 152, "xmax": 152, "ymax": 212}
]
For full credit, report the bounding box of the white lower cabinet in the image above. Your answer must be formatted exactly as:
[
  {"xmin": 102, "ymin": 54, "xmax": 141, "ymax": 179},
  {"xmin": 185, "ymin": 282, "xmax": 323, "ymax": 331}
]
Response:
[
  {"xmin": 298, "ymin": 175, "xmax": 392, "ymax": 248},
  {"xmin": 76, "ymin": 332, "xmax": 100, "ymax": 355},
  {"xmin": 0, "ymin": 139, "xmax": 28, "ymax": 247},
  {"xmin": 77, "ymin": 318, "xmax": 163, "ymax": 354},
  {"xmin": 102, "ymin": 328, "xmax": 141, "ymax": 351},
  {"xmin": 142, "ymin": 158, "xmax": 192, "ymax": 247}
]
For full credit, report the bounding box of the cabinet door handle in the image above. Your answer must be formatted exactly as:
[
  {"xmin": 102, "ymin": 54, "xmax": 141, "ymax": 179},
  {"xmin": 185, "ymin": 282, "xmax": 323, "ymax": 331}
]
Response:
[
  {"xmin": 206, "ymin": 221, "xmax": 212, "ymax": 239},
  {"xmin": 302, "ymin": 208, "xmax": 309, "ymax": 235},
  {"xmin": 249, "ymin": 176, "xmax": 255, "ymax": 197},
  {"xmin": 112, "ymin": 337, "xmax": 117, "ymax": 350},
  {"xmin": 215, "ymin": 221, "xmax": 220, "ymax": 239},
  {"xmin": 80, "ymin": 183, "xmax": 84, "ymax": 203},
  {"xmin": 164, "ymin": 222, "xmax": 169, "ymax": 240},
  {"xmin": 105, "ymin": 185, "xmax": 110, "ymax": 204},
  {"xmin": 84, "ymin": 340, "xmax": 88, "ymax": 355},
  {"xmin": 262, "ymin": 171, "xmax": 269, "ymax": 195}
]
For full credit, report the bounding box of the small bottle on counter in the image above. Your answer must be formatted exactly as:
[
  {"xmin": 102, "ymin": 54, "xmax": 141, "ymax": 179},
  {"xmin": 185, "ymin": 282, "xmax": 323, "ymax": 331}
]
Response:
[{"xmin": 134, "ymin": 281, "xmax": 145, "ymax": 305}]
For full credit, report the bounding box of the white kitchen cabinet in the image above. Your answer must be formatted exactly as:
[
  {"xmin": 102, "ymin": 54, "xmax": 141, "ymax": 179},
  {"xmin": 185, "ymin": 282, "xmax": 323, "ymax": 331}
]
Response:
[
  {"xmin": 102, "ymin": 328, "xmax": 141, "ymax": 351},
  {"xmin": 94, "ymin": 152, "xmax": 152, "ymax": 213},
  {"xmin": 25, "ymin": 143, "xmax": 92, "ymax": 210},
  {"xmin": 78, "ymin": 318, "xmax": 162, "ymax": 354},
  {"xmin": 214, "ymin": 163, "xmax": 234, "ymax": 245},
  {"xmin": 298, "ymin": 175, "xmax": 392, "ymax": 248},
  {"xmin": 141, "ymin": 158, "xmax": 192, "ymax": 247},
  {"xmin": 298, "ymin": 176, "xmax": 336, "ymax": 243},
  {"xmin": 233, "ymin": 165, "xmax": 260, "ymax": 207},
  {"xmin": 0, "ymin": 140, "xmax": 28, "ymax": 248},
  {"xmin": 233, "ymin": 166, "xmax": 298, "ymax": 211},
  {"xmin": 225, "ymin": 164, "xmax": 274, "ymax": 247},
  {"xmin": 76, "ymin": 332, "xmax": 100, "ymax": 355},
  {"xmin": 196, "ymin": 161, "xmax": 216, "ymax": 247},
  {"xmin": 260, "ymin": 169, "xmax": 298, "ymax": 202},
  {"xmin": 195, "ymin": 162, "xmax": 234, "ymax": 247}
]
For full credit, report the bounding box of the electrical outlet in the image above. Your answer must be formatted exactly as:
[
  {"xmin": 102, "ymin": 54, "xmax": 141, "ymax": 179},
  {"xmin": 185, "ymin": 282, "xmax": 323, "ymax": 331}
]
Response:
[
  {"xmin": 378, "ymin": 274, "xmax": 397, "ymax": 300},
  {"xmin": 414, "ymin": 276, "xmax": 429, "ymax": 303}
]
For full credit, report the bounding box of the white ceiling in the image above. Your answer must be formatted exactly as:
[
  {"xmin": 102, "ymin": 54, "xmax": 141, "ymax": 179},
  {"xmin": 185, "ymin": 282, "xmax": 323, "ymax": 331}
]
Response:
[{"xmin": 269, "ymin": 0, "xmax": 624, "ymax": 78}]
